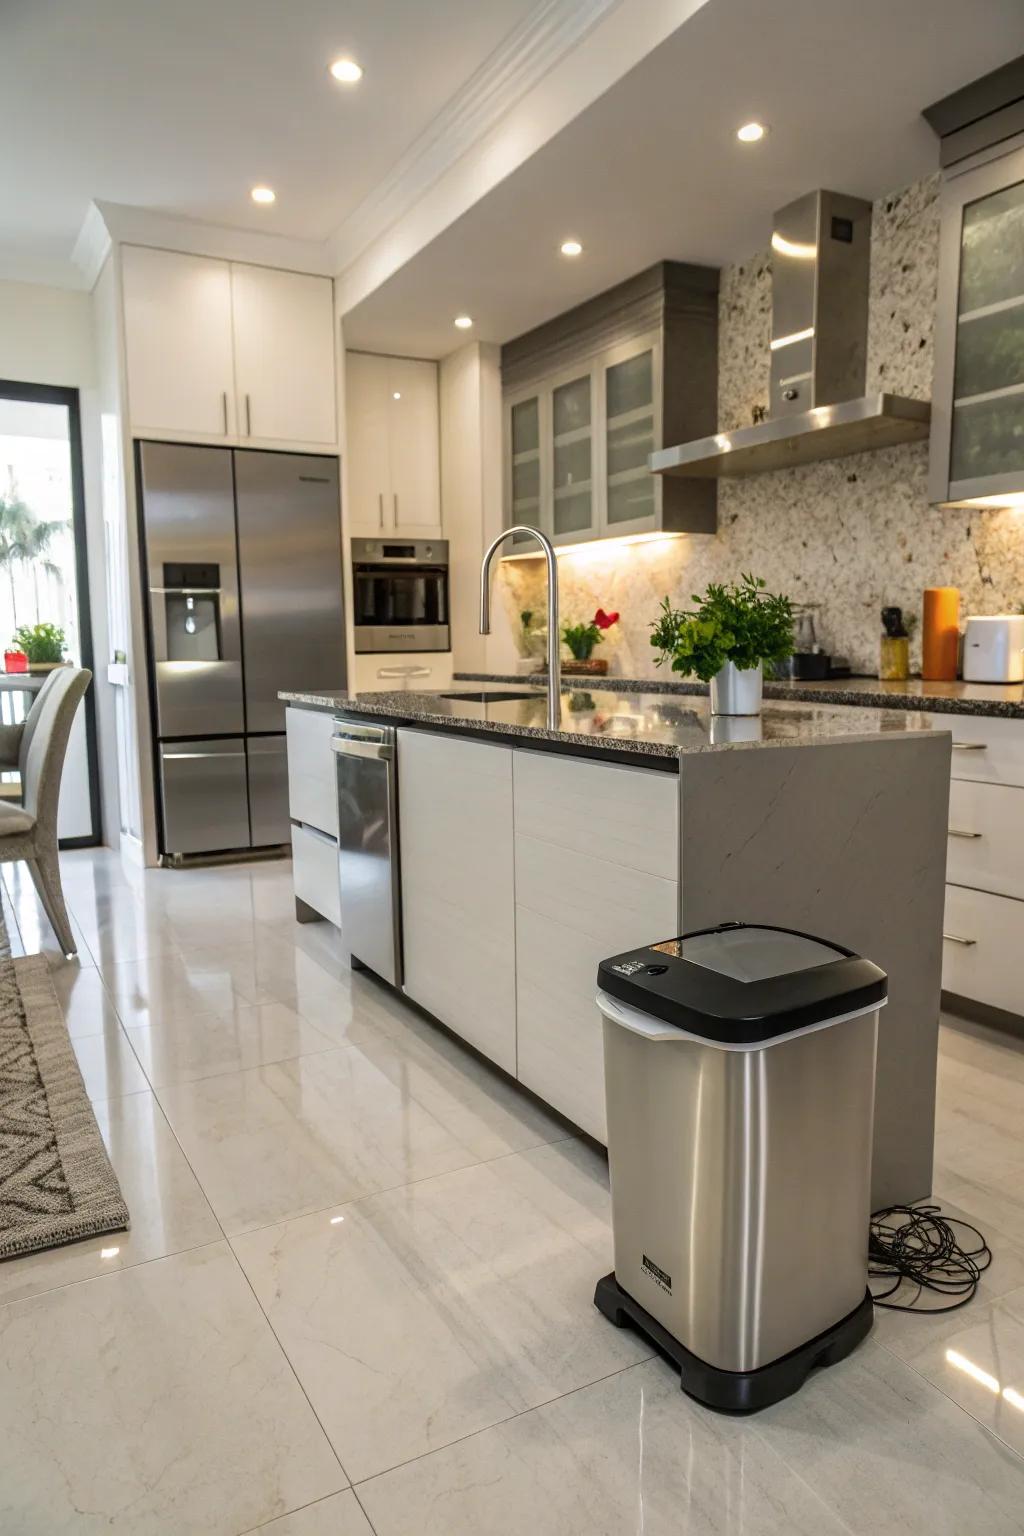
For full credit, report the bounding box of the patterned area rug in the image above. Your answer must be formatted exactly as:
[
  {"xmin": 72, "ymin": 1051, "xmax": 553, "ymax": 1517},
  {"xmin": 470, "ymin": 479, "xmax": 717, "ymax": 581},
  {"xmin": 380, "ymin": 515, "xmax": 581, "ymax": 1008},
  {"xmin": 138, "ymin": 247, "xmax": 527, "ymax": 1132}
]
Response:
[{"xmin": 0, "ymin": 925, "xmax": 129, "ymax": 1260}]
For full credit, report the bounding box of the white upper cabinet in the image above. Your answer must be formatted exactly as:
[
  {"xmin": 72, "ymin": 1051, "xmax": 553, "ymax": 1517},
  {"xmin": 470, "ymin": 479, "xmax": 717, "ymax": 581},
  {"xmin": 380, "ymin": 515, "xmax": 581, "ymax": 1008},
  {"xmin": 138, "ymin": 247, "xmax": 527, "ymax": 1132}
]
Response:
[
  {"xmin": 231, "ymin": 264, "xmax": 337, "ymax": 447},
  {"xmin": 122, "ymin": 246, "xmax": 236, "ymax": 440},
  {"xmin": 346, "ymin": 351, "xmax": 441, "ymax": 537},
  {"xmin": 121, "ymin": 245, "xmax": 337, "ymax": 449}
]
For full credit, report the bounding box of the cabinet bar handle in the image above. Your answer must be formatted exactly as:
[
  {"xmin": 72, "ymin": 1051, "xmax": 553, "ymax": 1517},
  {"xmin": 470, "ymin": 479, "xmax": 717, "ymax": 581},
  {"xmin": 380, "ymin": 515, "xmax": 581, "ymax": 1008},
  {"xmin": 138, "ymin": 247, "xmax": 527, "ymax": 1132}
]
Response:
[
  {"xmin": 378, "ymin": 665, "xmax": 430, "ymax": 678},
  {"xmin": 378, "ymin": 492, "xmax": 384, "ymax": 529},
  {"xmin": 221, "ymin": 391, "xmax": 228, "ymax": 433},
  {"xmin": 948, "ymin": 828, "xmax": 983, "ymax": 839},
  {"xmin": 943, "ymin": 932, "xmax": 977, "ymax": 946},
  {"xmin": 393, "ymin": 492, "xmax": 399, "ymax": 524},
  {"xmin": 952, "ymin": 741, "xmax": 988, "ymax": 751},
  {"xmin": 245, "ymin": 393, "xmax": 252, "ymax": 436}
]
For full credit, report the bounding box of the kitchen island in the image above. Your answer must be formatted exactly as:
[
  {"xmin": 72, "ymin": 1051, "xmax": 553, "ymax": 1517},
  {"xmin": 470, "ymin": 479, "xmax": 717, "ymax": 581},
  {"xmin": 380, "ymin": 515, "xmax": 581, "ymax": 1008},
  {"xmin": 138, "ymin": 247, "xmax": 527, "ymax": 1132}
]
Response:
[{"xmin": 282, "ymin": 685, "xmax": 952, "ymax": 1209}]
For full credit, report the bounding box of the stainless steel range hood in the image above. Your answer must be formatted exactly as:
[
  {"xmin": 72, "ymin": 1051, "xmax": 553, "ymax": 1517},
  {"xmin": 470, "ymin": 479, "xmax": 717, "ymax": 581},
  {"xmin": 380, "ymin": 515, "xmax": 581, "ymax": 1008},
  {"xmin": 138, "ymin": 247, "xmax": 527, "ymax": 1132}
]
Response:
[{"xmin": 651, "ymin": 190, "xmax": 930, "ymax": 480}]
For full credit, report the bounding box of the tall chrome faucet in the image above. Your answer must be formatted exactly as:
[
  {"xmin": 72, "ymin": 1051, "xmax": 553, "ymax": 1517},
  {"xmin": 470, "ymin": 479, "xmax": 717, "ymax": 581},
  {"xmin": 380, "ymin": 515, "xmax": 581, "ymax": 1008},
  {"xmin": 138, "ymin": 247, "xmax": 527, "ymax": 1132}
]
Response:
[{"xmin": 479, "ymin": 526, "xmax": 560, "ymax": 730}]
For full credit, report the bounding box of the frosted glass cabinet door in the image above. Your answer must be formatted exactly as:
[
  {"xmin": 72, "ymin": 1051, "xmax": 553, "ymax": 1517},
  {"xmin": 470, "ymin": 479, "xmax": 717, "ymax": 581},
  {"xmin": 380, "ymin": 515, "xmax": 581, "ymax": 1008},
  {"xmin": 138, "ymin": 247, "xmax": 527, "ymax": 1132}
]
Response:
[
  {"xmin": 551, "ymin": 373, "xmax": 593, "ymax": 539},
  {"xmin": 942, "ymin": 161, "xmax": 1024, "ymax": 499},
  {"xmin": 509, "ymin": 394, "xmax": 545, "ymax": 546},
  {"xmin": 605, "ymin": 347, "xmax": 657, "ymax": 529}
]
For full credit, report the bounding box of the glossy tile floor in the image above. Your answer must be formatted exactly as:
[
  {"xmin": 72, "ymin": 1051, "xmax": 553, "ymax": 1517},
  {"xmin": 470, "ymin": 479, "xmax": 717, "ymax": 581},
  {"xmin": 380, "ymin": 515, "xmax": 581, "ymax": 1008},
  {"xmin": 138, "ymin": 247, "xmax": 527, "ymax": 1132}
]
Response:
[{"xmin": 2, "ymin": 849, "xmax": 1024, "ymax": 1533}]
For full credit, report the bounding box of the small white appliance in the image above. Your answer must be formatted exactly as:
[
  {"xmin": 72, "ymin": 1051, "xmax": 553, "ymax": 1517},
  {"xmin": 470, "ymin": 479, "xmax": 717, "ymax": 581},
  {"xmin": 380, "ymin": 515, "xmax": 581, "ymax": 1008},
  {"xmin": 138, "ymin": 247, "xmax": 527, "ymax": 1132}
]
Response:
[{"xmin": 962, "ymin": 615, "xmax": 1024, "ymax": 684}]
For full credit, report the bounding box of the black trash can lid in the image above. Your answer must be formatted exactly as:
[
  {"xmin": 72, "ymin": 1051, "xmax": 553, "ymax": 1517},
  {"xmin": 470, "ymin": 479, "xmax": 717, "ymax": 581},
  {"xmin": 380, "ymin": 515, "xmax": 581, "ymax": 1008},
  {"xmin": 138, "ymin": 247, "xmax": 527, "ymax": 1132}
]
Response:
[{"xmin": 597, "ymin": 922, "xmax": 887, "ymax": 1046}]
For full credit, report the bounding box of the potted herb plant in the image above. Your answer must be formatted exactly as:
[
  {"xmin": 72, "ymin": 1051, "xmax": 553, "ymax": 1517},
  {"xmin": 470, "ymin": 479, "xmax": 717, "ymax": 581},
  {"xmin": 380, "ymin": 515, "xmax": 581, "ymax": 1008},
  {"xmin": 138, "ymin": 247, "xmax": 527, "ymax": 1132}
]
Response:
[
  {"xmin": 12, "ymin": 622, "xmax": 68, "ymax": 674},
  {"xmin": 650, "ymin": 575, "xmax": 793, "ymax": 715},
  {"xmin": 561, "ymin": 608, "xmax": 619, "ymax": 676}
]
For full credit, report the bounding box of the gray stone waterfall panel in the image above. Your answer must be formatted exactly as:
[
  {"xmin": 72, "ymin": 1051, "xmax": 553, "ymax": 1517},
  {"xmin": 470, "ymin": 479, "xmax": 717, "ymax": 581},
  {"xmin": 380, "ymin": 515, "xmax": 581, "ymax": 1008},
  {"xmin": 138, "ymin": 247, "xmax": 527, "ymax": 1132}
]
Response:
[{"xmin": 678, "ymin": 730, "xmax": 951, "ymax": 1210}]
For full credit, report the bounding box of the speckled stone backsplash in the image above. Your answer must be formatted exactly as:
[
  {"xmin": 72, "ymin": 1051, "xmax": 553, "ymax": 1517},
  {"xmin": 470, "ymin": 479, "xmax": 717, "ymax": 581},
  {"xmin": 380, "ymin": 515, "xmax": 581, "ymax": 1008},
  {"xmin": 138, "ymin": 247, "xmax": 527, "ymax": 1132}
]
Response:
[{"xmin": 499, "ymin": 174, "xmax": 1024, "ymax": 677}]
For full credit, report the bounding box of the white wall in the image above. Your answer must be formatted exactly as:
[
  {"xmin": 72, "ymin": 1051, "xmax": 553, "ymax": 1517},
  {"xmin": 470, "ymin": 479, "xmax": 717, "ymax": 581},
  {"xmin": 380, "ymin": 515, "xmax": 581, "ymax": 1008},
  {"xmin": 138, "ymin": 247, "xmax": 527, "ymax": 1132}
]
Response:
[
  {"xmin": 0, "ymin": 278, "xmax": 114, "ymax": 844},
  {"xmin": 439, "ymin": 341, "xmax": 517, "ymax": 674}
]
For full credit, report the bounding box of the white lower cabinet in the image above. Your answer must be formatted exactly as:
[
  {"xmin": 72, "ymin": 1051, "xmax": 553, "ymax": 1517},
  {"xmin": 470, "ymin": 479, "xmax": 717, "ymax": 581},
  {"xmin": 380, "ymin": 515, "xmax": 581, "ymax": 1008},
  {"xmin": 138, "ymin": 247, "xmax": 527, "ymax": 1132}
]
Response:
[
  {"xmin": 943, "ymin": 883, "xmax": 1024, "ymax": 1014},
  {"xmin": 398, "ymin": 729, "xmax": 516, "ymax": 1073},
  {"xmin": 285, "ymin": 705, "xmax": 337, "ymax": 838},
  {"xmin": 513, "ymin": 751, "xmax": 679, "ymax": 1141},
  {"xmin": 291, "ymin": 822, "xmax": 341, "ymax": 928}
]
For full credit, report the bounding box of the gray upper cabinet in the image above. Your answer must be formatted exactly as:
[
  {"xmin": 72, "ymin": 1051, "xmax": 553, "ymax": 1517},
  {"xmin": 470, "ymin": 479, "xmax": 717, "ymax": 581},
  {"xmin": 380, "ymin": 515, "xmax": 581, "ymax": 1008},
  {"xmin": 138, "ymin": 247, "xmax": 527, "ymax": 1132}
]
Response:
[
  {"xmin": 931, "ymin": 141, "xmax": 1024, "ymax": 508},
  {"xmin": 501, "ymin": 262, "xmax": 718, "ymax": 545}
]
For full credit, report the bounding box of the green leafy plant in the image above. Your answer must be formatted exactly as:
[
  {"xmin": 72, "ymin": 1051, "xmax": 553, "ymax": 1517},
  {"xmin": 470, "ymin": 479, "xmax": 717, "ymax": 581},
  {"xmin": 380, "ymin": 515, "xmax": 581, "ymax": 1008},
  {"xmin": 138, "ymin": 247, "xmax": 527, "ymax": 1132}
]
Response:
[
  {"xmin": 12, "ymin": 622, "xmax": 66, "ymax": 664},
  {"xmin": 561, "ymin": 608, "xmax": 619, "ymax": 661},
  {"xmin": 650, "ymin": 575, "xmax": 794, "ymax": 682}
]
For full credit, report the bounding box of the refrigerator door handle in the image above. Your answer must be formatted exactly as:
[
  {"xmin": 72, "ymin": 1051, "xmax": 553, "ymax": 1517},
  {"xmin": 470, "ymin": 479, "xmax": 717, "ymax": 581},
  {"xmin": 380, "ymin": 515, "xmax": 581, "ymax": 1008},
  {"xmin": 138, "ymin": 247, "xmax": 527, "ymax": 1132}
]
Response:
[{"xmin": 162, "ymin": 749, "xmax": 246, "ymax": 760}]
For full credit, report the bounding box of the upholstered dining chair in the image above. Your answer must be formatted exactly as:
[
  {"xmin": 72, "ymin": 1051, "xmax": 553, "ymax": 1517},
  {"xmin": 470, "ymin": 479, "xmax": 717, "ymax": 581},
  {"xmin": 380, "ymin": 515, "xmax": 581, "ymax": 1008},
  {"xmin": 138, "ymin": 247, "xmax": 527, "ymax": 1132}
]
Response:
[
  {"xmin": 0, "ymin": 666, "xmax": 91, "ymax": 958},
  {"xmin": 0, "ymin": 669, "xmax": 64, "ymax": 785}
]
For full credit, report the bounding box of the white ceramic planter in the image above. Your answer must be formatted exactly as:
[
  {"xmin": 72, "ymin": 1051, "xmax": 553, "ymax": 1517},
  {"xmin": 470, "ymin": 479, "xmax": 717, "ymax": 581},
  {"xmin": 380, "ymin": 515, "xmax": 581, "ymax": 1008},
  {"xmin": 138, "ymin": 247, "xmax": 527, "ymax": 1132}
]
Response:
[{"xmin": 710, "ymin": 661, "xmax": 763, "ymax": 716}]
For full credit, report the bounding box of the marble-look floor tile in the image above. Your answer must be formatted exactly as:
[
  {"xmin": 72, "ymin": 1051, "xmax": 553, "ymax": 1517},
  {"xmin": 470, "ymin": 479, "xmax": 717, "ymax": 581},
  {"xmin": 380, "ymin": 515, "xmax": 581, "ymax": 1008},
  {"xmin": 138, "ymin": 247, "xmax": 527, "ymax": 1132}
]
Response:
[
  {"xmin": 245, "ymin": 1490, "xmax": 375, "ymax": 1535},
  {"xmin": 45, "ymin": 963, "xmax": 125, "ymax": 1040},
  {"xmin": 234, "ymin": 1140, "xmax": 648, "ymax": 1480},
  {"xmin": 876, "ymin": 1281, "xmax": 1024, "ymax": 1457},
  {"xmin": 360, "ymin": 1344, "xmax": 1024, "ymax": 1536},
  {"xmin": 71, "ymin": 1025, "xmax": 149, "ymax": 1101},
  {"xmin": 159, "ymin": 1027, "xmax": 567, "ymax": 1236},
  {"xmin": 126, "ymin": 1000, "xmax": 342, "ymax": 1087},
  {"xmin": 0, "ymin": 1090, "xmax": 221, "ymax": 1305},
  {"xmin": 358, "ymin": 1357, "xmax": 849, "ymax": 1536},
  {"xmin": 0, "ymin": 1243, "xmax": 346, "ymax": 1534}
]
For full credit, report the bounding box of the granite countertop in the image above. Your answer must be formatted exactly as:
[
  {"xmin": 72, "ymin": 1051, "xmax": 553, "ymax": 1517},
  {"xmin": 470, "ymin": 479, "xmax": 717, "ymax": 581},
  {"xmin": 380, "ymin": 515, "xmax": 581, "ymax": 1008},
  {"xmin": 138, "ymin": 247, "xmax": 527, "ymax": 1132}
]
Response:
[
  {"xmin": 452, "ymin": 671, "xmax": 1024, "ymax": 719},
  {"xmin": 281, "ymin": 685, "xmax": 940, "ymax": 762}
]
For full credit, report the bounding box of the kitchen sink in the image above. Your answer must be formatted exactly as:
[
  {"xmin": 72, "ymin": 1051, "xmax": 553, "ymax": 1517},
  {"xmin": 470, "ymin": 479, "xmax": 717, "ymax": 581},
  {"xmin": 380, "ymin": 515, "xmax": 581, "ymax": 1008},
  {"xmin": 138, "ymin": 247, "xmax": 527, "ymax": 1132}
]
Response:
[{"xmin": 439, "ymin": 689, "xmax": 544, "ymax": 704}]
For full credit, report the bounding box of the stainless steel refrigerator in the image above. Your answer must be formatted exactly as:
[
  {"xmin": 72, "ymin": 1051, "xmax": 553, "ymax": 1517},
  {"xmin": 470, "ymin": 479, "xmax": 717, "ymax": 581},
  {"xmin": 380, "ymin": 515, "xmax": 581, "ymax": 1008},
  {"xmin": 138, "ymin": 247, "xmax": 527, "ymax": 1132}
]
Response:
[{"xmin": 138, "ymin": 442, "xmax": 345, "ymax": 859}]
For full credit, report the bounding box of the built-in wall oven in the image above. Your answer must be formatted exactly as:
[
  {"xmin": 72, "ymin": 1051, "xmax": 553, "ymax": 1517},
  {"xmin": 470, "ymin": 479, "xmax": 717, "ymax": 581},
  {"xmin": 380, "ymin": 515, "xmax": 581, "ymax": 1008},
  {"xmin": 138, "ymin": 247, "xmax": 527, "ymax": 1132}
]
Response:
[{"xmin": 351, "ymin": 537, "xmax": 449, "ymax": 653}]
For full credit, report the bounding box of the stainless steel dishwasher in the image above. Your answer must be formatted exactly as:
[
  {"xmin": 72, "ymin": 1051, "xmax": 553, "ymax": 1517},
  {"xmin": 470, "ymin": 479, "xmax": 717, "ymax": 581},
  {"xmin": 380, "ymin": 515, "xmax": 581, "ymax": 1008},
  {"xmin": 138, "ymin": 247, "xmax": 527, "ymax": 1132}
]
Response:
[{"xmin": 331, "ymin": 718, "xmax": 402, "ymax": 986}]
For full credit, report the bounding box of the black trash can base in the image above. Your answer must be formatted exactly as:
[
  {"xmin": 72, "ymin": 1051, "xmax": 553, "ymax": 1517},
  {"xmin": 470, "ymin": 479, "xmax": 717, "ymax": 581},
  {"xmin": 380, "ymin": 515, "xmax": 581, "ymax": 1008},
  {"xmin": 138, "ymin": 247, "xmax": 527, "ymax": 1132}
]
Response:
[{"xmin": 594, "ymin": 1273, "xmax": 873, "ymax": 1414}]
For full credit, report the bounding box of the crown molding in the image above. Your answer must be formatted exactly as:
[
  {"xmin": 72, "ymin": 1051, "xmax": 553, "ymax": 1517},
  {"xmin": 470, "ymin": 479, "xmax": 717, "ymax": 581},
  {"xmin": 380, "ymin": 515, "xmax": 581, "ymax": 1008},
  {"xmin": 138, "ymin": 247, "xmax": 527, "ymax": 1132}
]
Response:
[
  {"xmin": 71, "ymin": 202, "xmax": 113, "ymax": 290},
  {"xmin": 328, "ymin": 0, "xmax": 624, "ymax": 276},
  {"xmin": 73, "ymin": 201, "xmax": 333, "ymax": 288}
]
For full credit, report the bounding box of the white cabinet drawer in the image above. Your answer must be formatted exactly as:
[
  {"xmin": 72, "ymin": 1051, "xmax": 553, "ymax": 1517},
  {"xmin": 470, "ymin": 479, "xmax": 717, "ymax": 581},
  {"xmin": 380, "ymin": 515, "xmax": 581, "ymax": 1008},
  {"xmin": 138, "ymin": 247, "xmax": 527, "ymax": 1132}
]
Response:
[
  {"xmin": 513, "ymin": 749, "xmax": 679, "ymax": 880},
  {"xmin": 351, "ymin": 653, "xmax": 453, "ymax": 694},
  {"xmin": 943, "ymin": 884, "xmax": 1024, "ymax": 1015},
  {"xmin": 926, "ymin": 713, "xmax": 1024, "ymax": 789},
  {"xmin": 286, "ymin": 706, "xmax": 337, "ymax": 837},
  {"xmin": 291, "ymin": 822, "xmax": 341, "ymax": 928},
  {"xmin": 947, "ymin": 779, "xmax": 1024, "ymax": 900}
]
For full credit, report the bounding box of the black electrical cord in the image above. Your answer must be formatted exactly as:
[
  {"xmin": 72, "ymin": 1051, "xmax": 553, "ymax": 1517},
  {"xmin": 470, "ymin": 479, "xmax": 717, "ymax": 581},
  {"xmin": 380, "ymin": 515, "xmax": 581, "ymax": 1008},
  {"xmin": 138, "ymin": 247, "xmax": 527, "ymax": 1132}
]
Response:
[{"xmin": 869, "ymin": 1203, "xmax": 992, "ymax": 1313}]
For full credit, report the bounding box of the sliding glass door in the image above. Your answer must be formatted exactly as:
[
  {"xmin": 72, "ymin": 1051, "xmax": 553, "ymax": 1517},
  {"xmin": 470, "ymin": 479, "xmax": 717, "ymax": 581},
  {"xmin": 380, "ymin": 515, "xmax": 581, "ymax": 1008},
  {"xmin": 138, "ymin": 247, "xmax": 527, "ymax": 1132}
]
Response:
[{"xmin": 0, "ymin": 381, "xmax": 99, "ymax": 844}]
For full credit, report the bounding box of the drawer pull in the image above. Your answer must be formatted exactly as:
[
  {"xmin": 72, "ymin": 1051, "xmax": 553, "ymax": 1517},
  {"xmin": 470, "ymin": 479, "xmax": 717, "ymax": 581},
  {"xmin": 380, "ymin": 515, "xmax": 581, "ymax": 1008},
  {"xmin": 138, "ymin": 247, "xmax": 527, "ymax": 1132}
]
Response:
[
  {"xmin": 952, "ymin": 742, "xmax": 988, "ymax": 752},
  {"xmin": 948, "ymin": 828, "xmax": 983, "ymax": 839},
  {"xmin": 943, "ymin": 932, "xmax": 977, "ymax": 946}
]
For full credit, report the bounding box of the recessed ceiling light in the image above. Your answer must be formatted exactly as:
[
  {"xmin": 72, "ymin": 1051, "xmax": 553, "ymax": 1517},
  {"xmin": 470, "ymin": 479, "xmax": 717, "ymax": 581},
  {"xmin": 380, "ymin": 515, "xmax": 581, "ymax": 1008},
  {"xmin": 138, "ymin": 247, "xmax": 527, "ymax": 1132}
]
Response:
[
  {"xmin": 392, "ymin": 391, "xmax": 401, "ymax": 400},
  {"xmin": 454, "ymin": 315, "xmax": 473, "ymax": 330},
  {"xmin": 251, "ymin": 185, "xmax": 276, "ymax": 205},
  {"xmin": 560, "ymin": 238, "xmax": 583, "ymax": 257},
  {"xmin": 736, "ymin": 121, "xmax": 767, "ymax": 143},
  {"xmin": 330, "ymin": 57, "xmax": 363, "ymax": 84}
]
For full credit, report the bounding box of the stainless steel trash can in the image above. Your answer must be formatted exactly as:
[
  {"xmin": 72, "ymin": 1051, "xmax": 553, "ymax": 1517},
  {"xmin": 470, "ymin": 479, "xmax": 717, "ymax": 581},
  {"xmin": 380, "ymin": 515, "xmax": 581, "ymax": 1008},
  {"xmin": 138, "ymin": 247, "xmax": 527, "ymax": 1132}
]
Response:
[{"xmin": 594, "ymin": 921, "xmax": 887, "ymax": 1412}]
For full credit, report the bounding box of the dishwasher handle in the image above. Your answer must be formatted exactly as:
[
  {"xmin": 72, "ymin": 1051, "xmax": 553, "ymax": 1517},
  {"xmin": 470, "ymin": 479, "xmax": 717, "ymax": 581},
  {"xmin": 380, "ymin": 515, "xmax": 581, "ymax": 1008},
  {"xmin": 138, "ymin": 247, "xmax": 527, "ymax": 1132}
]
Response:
[{"xmin": 331, "ymin": 735, "xmax": 393, "ymax": 762}]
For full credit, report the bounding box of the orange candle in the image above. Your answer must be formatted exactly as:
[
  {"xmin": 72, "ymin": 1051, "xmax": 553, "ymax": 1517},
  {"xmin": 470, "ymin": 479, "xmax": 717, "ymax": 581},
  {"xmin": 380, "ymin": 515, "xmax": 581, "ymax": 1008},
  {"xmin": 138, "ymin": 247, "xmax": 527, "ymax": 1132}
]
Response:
[{"xmin": 922, "ymin": 587, "xmax": 960, "ymax": 681}]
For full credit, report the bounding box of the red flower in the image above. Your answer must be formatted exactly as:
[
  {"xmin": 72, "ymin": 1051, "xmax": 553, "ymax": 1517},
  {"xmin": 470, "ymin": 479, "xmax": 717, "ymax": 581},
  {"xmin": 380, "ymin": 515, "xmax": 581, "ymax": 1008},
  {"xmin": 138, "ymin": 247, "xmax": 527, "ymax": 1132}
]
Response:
[{"xmin": 594, "ymin": 608, "xmax": 619, "ymax": 630}]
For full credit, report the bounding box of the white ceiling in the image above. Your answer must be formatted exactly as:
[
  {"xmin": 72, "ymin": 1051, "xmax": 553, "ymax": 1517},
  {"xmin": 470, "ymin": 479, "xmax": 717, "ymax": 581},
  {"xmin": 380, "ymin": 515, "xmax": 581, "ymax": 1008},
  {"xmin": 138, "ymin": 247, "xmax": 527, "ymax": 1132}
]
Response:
[
  {"xmin": 0, "ymin": 0, "xmax": 537, "ymax": 286},
  {"xmin": 342, "ymin": 0, "xmax": 1024, "ymax": 358}
]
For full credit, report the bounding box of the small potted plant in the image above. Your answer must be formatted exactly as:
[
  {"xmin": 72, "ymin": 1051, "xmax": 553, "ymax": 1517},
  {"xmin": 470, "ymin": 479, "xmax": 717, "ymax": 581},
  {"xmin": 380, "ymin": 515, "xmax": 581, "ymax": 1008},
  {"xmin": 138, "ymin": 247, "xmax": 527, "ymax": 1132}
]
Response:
[
  {"xmin": 650, "ymin": 575, "xmax": 793, "ymax": 715},
  {"xmin": 562, "ymin": 608, "xmax": 619, "ymax": 676},
  {"xmin": 12, "ymin": 622, "xmax": 68, "ymax": 674}
]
